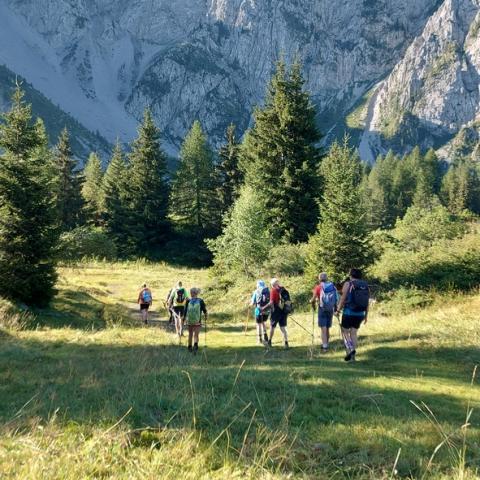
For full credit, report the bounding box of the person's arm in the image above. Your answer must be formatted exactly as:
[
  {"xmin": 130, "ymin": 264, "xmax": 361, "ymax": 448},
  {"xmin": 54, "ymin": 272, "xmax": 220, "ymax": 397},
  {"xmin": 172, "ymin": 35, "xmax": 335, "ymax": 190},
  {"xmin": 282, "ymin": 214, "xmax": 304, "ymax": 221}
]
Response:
[
  {"xmin": 336, "ymin": 282, "xmax": 350, "ymax": 314},
  {"xmin": 183, "ymin": 299, "xmax": 189, "ymax": 319},
  {"xmin": 249, "ymin": 292, "xmax": 256, "ymax": 307},
  {"xmin": 310, "ymin": 285, "xmax": 320, "ymax": 310},
  {"xmin": 364, "ymin": 289, "xmax": 369, "ymax": 324},
  {"xmin": 200, "ymin": 299, "xmax": 208, "ymax": 321},
  {"xmin": 137, "ymin": 290, "xmax": 143, "ymax": 304}
]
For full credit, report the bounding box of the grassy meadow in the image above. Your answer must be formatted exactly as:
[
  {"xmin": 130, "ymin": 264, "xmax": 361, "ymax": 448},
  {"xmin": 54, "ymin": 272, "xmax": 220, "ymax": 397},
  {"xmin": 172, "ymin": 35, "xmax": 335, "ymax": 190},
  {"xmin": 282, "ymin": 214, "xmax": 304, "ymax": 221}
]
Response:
[{"xmin": 0, "ymin": 262, "xmax": 479, "ymax": 479}]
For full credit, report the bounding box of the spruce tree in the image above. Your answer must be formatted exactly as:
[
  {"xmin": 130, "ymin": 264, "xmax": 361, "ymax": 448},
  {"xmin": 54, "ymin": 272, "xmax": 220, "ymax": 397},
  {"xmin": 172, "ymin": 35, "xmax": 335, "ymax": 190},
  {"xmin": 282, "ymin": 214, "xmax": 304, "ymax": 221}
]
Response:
[
  {"xmin": 0, "ymin": 87, "xmax": 58, "ymax": 306},
  {"xmin": 242, "ymin": 60, "xmax": 321, "ymax": 242},
  {"xmin": 216, "ymin": 124, "xmax": 243, "ymax": 210},
  {"xmin": 170, "ymin": 120, "xmax": 220, "ymax": 236},
  {"xmin": 102, "ymin": 141, "xmax": 131, "ymax": 253},
  {"xmin": 82, "ymin": 152, "xmax": 104, "ymax": 226},
  {"xmin": 53, "ymin": 127, "xmax": 83, "ymax": 231},
  {"xmin": 307, "ymin": 139, "xmax": 373, "ymax": 280},
  {"xmin": 129, "ymin": 109, "xmax": 169, "ymax": 249}
]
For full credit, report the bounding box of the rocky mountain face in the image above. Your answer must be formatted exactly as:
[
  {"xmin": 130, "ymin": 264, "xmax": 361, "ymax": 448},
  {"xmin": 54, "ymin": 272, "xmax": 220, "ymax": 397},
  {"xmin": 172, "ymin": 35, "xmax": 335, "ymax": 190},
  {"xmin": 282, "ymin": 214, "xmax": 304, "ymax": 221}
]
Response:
[
  {"xmin": 1, "ymin": 0, "xmax": 479, "ymax": 160},
  {"xmin": 360, "ymin": 0, "xmax": 480, "ymax": 161}
]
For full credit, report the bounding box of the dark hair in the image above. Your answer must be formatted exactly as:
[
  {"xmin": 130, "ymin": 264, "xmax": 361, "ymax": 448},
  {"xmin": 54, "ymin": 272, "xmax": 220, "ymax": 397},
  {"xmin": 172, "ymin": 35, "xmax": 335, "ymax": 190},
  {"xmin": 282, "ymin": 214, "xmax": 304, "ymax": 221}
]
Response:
[{"xmin": 349, "ymin": 268, "xmax": 362, "ymax": 279}]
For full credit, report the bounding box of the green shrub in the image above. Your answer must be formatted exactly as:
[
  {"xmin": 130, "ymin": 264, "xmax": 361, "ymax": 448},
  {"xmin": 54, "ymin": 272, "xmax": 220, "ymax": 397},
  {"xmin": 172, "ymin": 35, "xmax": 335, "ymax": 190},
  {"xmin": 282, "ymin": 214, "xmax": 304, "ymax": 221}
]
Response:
[
  {"xmin": 263, "ymin": 243, "xmax": 307, "ymax": 276},
  {"xmin": 393, "ymin": 204, "xmax": 467, "ymax": 250},
  {"xmin": 371, "ymin": 230, "xmax": 480, "ymax": 291},
  {"xmin": 375, "ymin": 287, "xmax": 434, "ymax": 316},
  {"xmin": 58, "ymin": 226, "xmax": 117, "ymax": 261}
]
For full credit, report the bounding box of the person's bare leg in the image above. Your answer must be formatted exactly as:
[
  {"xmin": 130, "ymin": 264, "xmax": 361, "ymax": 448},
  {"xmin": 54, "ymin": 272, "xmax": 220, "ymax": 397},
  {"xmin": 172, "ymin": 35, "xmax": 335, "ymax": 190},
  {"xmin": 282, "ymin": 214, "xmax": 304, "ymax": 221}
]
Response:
[
  {"xmin": 194, "ymin": 326, "xmax": 200, "ymax": 344},
  {"xmin": 350, "ymin": 328, "xmax": 358, "ymax": 350},
  {"xmin": 342, "ymin": 327, "xmax": 353, "ymax": 351},
  {"xmin": 321, "ymin": 327, "xmax": 328, "ymax": 348},
  {"xmin": 280, "ymin": 326, "xmax": 288, "ymax": 343},
  {"xmin": 188, "ymin": 327, "xmax": 193, "ymax": 349},
  {"xmin": 269, "ymin": 325, "xmax": 275, "ymax": 344}
]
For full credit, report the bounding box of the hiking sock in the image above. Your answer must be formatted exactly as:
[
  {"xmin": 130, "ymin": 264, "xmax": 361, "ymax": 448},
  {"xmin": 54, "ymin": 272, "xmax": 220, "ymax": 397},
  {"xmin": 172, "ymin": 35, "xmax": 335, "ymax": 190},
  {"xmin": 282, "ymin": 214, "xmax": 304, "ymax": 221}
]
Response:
[
  {"xmin": 263, "ymin": 333, "xmax": 269, "ymax": 342},
  {"xmin": 193, "ymin": 343, "xmax": 198, "ymax": 353},
  {"xmin": 267, "ymin": 339, "xmax": 272, "ymax": 347},
  {"xmin": 284, "ymin": 341, "xmax": 289, "ymax": 349},
  {"xmin": 344, "ymin": 350, "xmax": 353, "ymax": 361},
  {"xmin": 188, "ymin": 345, "xmax": 193, "ymax": 352}
]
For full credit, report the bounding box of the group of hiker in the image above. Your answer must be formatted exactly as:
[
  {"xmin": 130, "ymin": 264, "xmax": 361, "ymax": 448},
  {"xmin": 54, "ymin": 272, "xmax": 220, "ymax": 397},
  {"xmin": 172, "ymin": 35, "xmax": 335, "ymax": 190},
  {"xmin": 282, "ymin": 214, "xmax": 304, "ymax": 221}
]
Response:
[
  {"xmin": 137, "ymin": 267, "xmax": 369, "ymax": 361},
  {"xmin": 249, "ymin": 269, "xmax": 369, "ymax": 361},
  {"xmin": 138, "ymin": 282, "xmax": 208, "ymax": 353}
]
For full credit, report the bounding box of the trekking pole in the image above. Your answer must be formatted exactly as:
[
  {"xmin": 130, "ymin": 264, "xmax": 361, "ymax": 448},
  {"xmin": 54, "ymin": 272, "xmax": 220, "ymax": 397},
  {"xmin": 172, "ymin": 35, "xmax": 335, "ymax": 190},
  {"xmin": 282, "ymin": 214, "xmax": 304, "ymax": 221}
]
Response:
[
  {"xmin": 312, "ymin": 308, "xmax": 315, "ymax": 349},
  {"xmin": 289, "ymin": 315, "xmax": 314, "ymax": 338},
  {"xmin": 204, "ymin": 314, "xmax": 207, "ymax": 348},
  {"xmin": 244, "ymin": 307, "xmax": 250, "ymax": 335},
  {"xmin": 335, "ymin": 313, "xmax": 351, "ymax": 353}
]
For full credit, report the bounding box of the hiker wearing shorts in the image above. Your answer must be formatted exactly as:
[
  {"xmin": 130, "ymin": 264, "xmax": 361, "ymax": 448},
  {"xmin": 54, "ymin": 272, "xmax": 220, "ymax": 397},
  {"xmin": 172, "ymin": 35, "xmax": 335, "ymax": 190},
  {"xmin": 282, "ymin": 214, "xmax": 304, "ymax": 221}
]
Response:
[
  {"xmin": 137, "ymin": 283, "xmax": 153, "ymax": 324},
  {"xmin": 184, "ymin": 288, "xmax": 207, "ymax": 353},
  {"xmin": 250, "ymin": 280, "xmax": 270, "ymax": 345},
  {"xmin": 168, "ymin": 281, "xmax": 189, "ymax": 337},
  {"xmin": 336, "ymin": 268, "xmax": 369, "ymax": 362},
  {"xmin": 263, "ymin": 278, "xmax": 289, "ymax": 349},
  {"xmin": 311, "ymin": 272, "xmax": 337, "ymax": 353}
]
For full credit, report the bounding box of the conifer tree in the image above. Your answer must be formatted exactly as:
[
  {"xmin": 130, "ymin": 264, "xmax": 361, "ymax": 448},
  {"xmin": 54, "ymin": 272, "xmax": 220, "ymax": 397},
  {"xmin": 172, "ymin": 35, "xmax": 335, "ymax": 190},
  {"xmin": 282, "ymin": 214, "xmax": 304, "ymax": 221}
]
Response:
[
  {"xmin": 170, "ymin": 120, "xmax": 220, "ymax": 236},
  {"xmin": 307, "ymin": 139, "xmax": 373, "ymax": 280},
  {"xmin": 82, "ymin": 152, "xmax": 104, "ymax": 226},
  {"xmin": 242, "ymin": 60, "xmax": 321, "ymax": 242},
  {"xmin": 53, "ymin": 127, "xmax": 83, "ymax": 231},
  {"xmin": 128, "ymin": 109, "xmax": 169, "ymax": 249},
  {"xmin": 440, "ymin": 158, "xmax": 480, "ymax": 214},
  {"xmin": 0, "ymin": 87, "xmax": 58, "ymax": 305},
  {"xmin": 216, "ymin": 124, "xmax": 243, "ymax": 210},
  {"xmin": 362, "ymin": 151, "xmax": 399, "ymax": 229},
  {"xmin": 102, "ymin": 141, "xmax": 131, "ymax": 253}
]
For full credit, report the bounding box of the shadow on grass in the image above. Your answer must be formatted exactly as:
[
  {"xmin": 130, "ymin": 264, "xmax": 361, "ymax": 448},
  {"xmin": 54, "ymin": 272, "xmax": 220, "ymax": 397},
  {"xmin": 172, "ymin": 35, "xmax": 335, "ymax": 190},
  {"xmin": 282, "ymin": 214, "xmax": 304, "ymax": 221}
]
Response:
[{"xmin": 1, "ymin": 332, "xmax": 479, "ymax": 477}]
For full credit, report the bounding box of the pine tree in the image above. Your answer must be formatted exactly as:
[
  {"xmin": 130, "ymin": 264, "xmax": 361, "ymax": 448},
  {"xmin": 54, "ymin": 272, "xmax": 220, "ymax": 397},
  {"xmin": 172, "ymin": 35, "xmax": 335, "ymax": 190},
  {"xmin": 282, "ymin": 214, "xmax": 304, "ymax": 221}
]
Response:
[
  {"xmin": 53, "ymin": 127, "xmax": 83, "ymax": 231},
  {"xmin": 102, "ymin": 141, "xmax": 131, "ymax": 253},
  {"xmin": 102, "ymin": 141, "xmax": 132, "ymax": 253},
  {"xmin": 440, "ymin": 157, "xmax": 480, "ymax": 214},
  {"xmin": 82, "ymin": 152, "xmax": 104, "ymax": 226},
  {"xmin": 363, "ymin": 151, "xmax": 399, "ymax": 229},
  {"xmin": 0, "ymin": 87, "xmax": 58, "ymax": 306},
  {"xmin": 129, "ymin": 109, "xmax": 169, "ymax": 249},
  {"xmin": 170, "ymin": 120, "xmax": 220, "ymax": 236},
  {"xmin": 242, "ymin": 60, "xmax": 321, "ymax": 242},
  {"xmin": 216, "ymin": 124, "xmax": 243, "ymax": 210},
  {"xmin": 307, "ymin": 139, "xmax": 373, "ymax": 280}
]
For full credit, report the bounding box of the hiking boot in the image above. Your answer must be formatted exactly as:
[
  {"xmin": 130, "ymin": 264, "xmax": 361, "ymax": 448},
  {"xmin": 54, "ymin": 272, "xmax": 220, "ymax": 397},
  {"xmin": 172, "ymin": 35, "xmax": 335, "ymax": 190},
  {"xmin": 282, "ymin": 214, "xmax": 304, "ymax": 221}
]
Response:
[
  {"xmin": 284, "ymin": 341, "xmax": 289, "ymax": 349},
  {"xmin": 344, "ymin": 349, "xmax": 356, "ymax": 362},
  {"xmin": 188, "ymin": 345, "xmax": 193, "ymax": 352},
  {"xmin": 263, "ymin": 333, "xmax": 269, "ymax": 343},
  {"xmin": 267, "ymin": 339, "xmax": 272, "ymax": 348},
  {"xmin": 193, "ymin": 343, "xmax": 198, "ymax": 354},
  {"xmin": 321, "ymin": 346, "xmax": 328, "ymax": 354}
]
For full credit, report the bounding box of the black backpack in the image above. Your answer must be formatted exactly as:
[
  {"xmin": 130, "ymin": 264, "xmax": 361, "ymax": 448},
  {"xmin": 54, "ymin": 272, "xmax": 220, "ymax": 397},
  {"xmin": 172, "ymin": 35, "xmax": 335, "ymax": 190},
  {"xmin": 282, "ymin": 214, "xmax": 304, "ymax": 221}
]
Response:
[
  {"xmin": 255, "ymin": 287, "xmax": 270, "ymax": 308},
  {"xmin": 348, "ymin": 280, "xmax": 369, "ymax": 312},
  {"xmin": 278, "ymin": 287, "xmax": 293, "ymax": 314}
]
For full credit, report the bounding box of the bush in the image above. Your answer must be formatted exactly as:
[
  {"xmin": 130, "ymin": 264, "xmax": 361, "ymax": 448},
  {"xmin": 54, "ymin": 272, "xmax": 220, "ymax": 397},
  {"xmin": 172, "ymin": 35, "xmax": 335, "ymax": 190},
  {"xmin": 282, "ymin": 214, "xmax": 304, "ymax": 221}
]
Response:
[
  {"xmin": 58, "ymin": 227, "xmax": 117, "ymax": 261},
  {"xmin": 370, "ymin": 230, "xmax": 480, "ymax": 291},
  {"xmin": 392, "ymin": 204, "xmax": 467, "ymax": 251},
  {"xmin": 263, "ymin": 243, "xmax": 307, "ymax": 276},
  {"xmin": 375, "ymin": 287, "xmax": 434, "ymax": 316}
]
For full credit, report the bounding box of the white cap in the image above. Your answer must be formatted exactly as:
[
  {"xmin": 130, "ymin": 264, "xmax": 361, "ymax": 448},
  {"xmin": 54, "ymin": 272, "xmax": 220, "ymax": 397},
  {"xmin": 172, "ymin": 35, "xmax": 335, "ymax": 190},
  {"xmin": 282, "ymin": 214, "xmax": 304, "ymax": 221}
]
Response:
[{"xmin": 270, "ymin": 277, "xmax": 279, "ymax": 286}]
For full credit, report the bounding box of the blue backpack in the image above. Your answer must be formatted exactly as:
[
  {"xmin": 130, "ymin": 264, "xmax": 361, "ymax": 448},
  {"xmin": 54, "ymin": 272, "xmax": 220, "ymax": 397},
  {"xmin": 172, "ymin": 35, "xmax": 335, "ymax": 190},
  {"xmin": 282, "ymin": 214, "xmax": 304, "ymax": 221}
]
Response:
[
  {"xmin": 320, "ymin": 282, "xmax": 337, "ymax": 312},
  {"xmin": 142, "ymin": 289, "xmax": 152, "ymax": 303}
]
